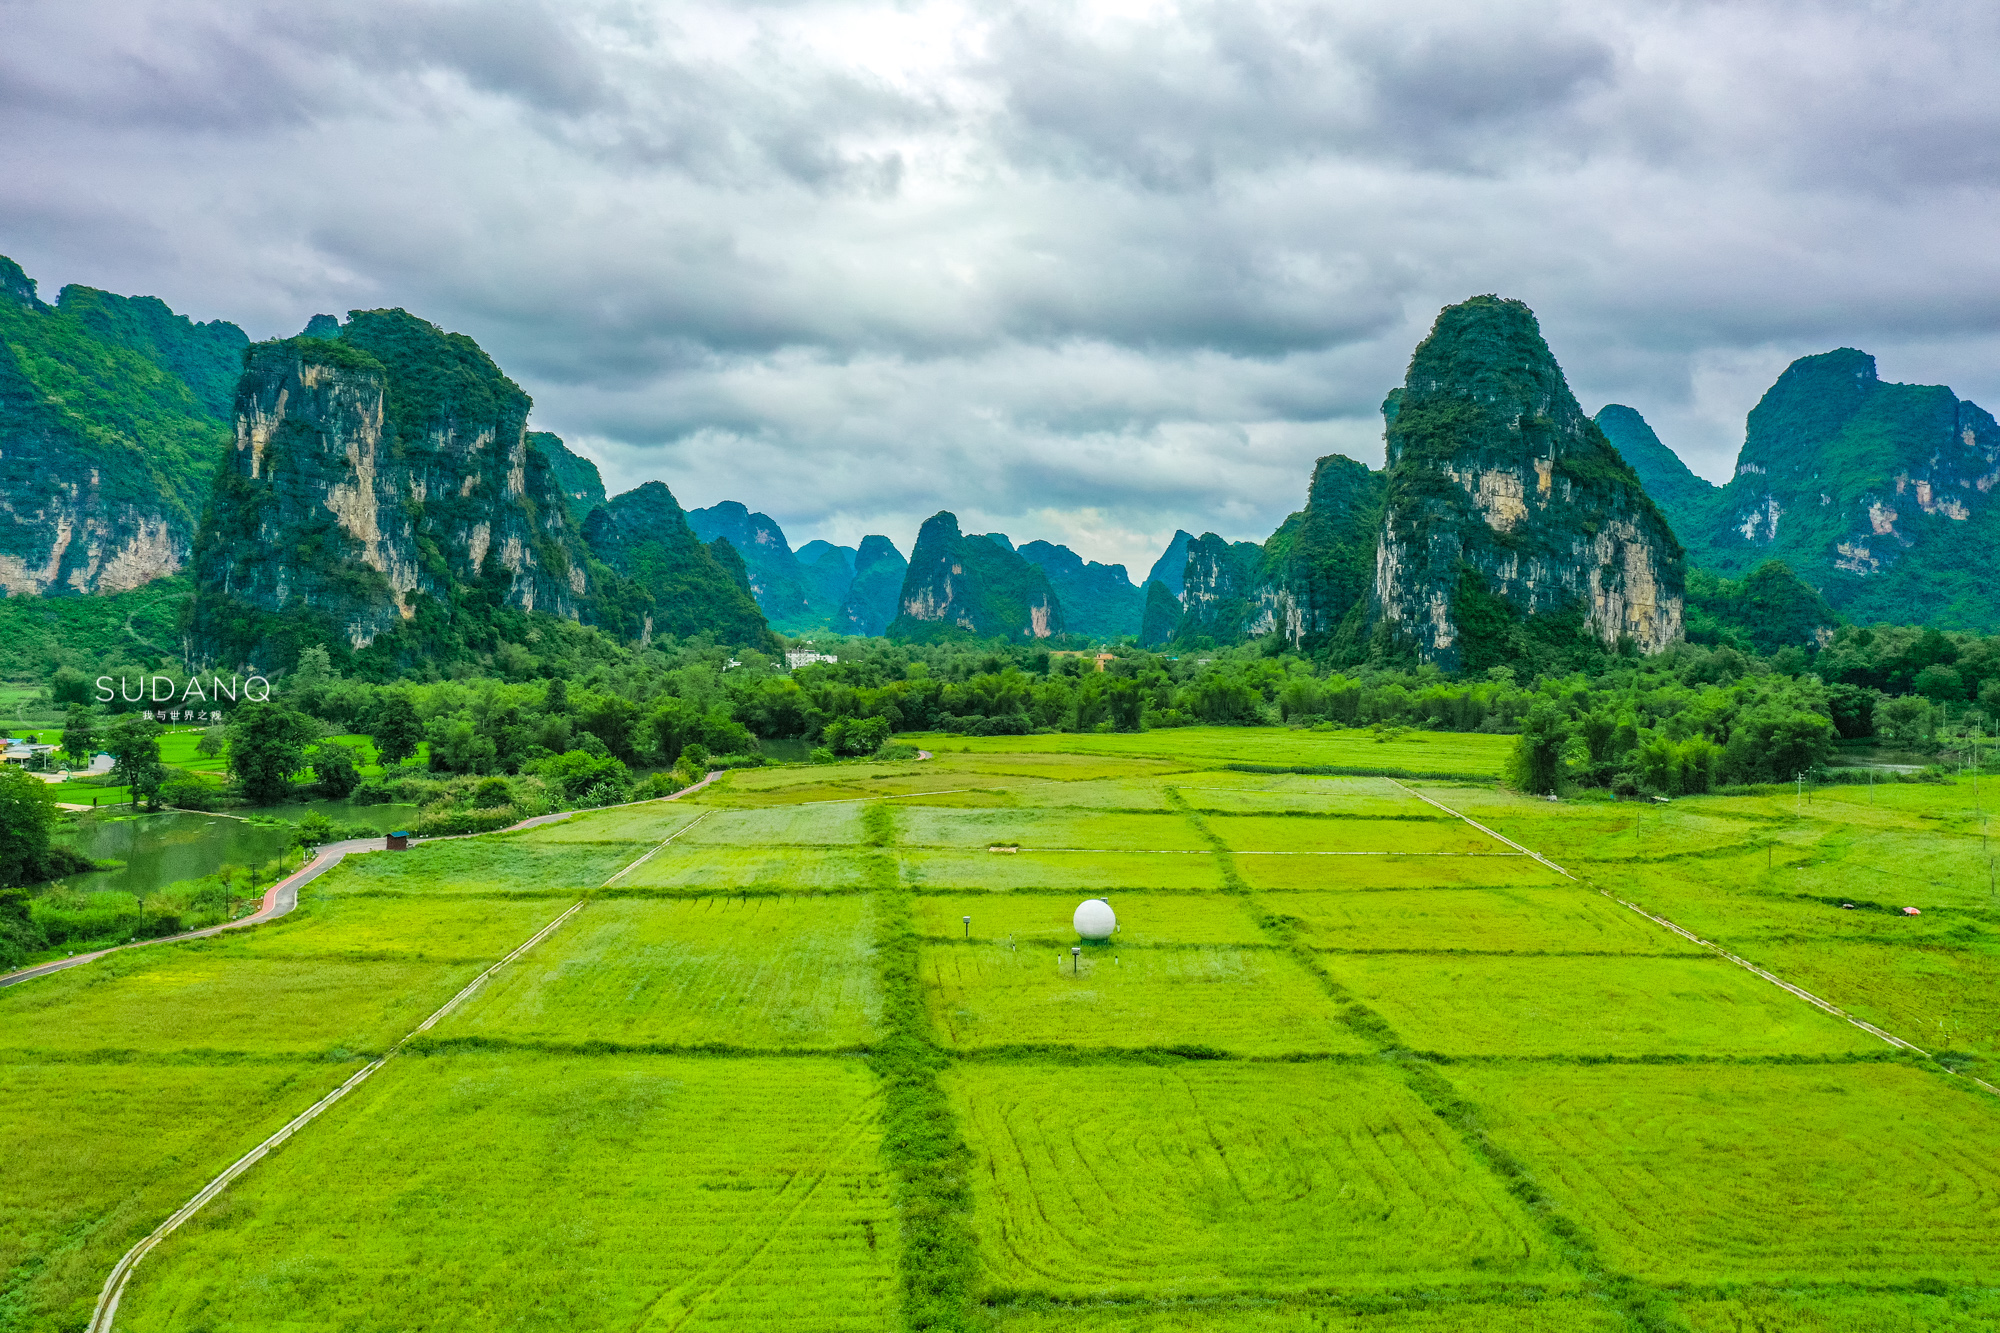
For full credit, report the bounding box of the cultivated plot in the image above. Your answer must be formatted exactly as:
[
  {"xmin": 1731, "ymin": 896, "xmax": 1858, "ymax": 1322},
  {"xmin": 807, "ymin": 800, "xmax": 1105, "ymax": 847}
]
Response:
[
  {"xmin": 899, "ymin": 849, "xmax": 1226, "ymax": 892},
  {"xmin": 1323, "ymin": 952, "xmax": 1883, "ymax": 1057},
  {"xmin": 1233, "ymin": 853, "xmax": 1558, "ymax": 892},
  {"xmin": 515, "ymin": 803, "xmax": 707, "ymax": 843},
  {"xmin": 620, "ymin": 845, "xmax": 889, "ymax": 892},
  {"xmin": 1209, "ymin": 814, "xmax": 1509, "ymax": 855},
  {"xmin": 948, "ymin": 1061, "xmax": 1567, "ymax": 1298},
  {"xmin": 117, "ymin": 1053, "xmax": 900, "ymax": 1332},
  {"xmin": 1451, "ymin": 1063, "xmax": 2000, "ymax": 1285},
  {"xmin": 0, "ymin": 949, "xmax": 493, "ymax": 1056},
  {"xmin": 0, "ymin": 1060, "xmax": 360, "ymax": 1333},
  {"xmin": 914, "ymin": 892, "xmax": 1267, "ymax": 946},
  {"xmin": 1676, "ymin": 1290, "xmax": 2000, "ymax": 1331},
  {"xmin": 919, "ymin": 727, "xmax": 1513, "ymax": 778},
  {"xmin": 215, "ymin": 893, "xmax": 572, "ymax": 962},
  {"xmin": 989, "ymin": 1301, "xmax": 1631, "ymax": 1332},
  {"xmin": 440, "ymin": 896, "xmax": 882, "ymax": 1049},
  {"xmin": 898, "ymin": 808, "xmax": 1210, "ymax": 851},
  {"xmin": 1745, "ymin": 938, "xmax": 2000, "ymax": 1059},
  {"xmin": 1176, "ymin": 776, "xmax": 1432, "ymax": 816},
  {"xmin": 1266, "ymin": 887, "xmax": 1702, "ymax": 955},
  {"xmin": 675, "ymin": 804, "xmax": 871, "ymax": 846},
  {"xmin": 921, "ymin": 942, "xmax": 1366, "ymax": 1054},
  {"xmin": 323, "ymin": 838, "xmax": 652, "ymax": 895}
]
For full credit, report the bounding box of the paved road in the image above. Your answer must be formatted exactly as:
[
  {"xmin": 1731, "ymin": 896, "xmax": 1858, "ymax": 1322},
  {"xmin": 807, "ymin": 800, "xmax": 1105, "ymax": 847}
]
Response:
[{"xmin": 0, "ymin": 772, "xmax": 722, "ymax": 991}]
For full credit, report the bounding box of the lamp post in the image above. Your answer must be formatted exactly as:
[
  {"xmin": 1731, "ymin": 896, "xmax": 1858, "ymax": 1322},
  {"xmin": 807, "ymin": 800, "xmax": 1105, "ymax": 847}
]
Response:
[
  {"xmin": 1071, "ymin": 946, "xmax": 1080, "ymax": 975},
  {"xmin": 962, "ymin": 915, "xmax": 970, "ymax": 940}
]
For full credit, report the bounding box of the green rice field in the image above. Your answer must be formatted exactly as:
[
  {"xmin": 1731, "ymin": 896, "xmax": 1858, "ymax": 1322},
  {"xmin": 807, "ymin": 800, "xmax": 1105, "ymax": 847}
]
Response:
[{"xmin": 1, "ymin": 730, "xmax": 1997, "ymax": 1331}]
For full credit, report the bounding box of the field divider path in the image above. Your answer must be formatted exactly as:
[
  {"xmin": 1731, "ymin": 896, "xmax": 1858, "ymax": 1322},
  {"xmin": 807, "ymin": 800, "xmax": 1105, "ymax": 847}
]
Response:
[
  {"xmin": 1389, "ymin": 780, "xmax": 2000, "ymax": 1093},
  {"xmin": 85, "ymin": 806, "xmax": 720, "ymax": 1331}
]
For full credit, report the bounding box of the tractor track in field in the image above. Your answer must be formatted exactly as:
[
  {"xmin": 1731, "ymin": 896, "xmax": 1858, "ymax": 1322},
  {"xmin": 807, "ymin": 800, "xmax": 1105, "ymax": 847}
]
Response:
[
  {"xmin": 83, "ymin": 801, "xmax": 723, "ymax": 1332},
  {"xmin": 0, "ymin": 771, "xmax": 724, "ymax": 991},
  {"xmin": 1389, "ymin": 779, "xmax": 2000, "ymax": 1097}
]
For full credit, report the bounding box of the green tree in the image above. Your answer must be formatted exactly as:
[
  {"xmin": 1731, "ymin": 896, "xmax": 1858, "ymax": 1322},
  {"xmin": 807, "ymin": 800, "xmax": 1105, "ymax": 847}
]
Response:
[
  {"xmin": 227, "ymin": 702, "xmax": 319, "ymax": 804},
  {"xmin": 105, "ymin": 713, "xmax": 166, "ymax": 808},
  {"xmin": 49, "ymin": 665, "xmax": 90, "ymax": 705},
  {"xmin": 195, "ymin": 727, "xmax": 227, "ymax": 759},
  {"xmin": 288, "ymin": 644, "xmax": 339, "ymax": 715},
  {"xmin": 372, "ymin": 694, "xmax": 424, "ymax": 767},
  {"xmin": 1505, "ymin": 701, "xmax": 1574, "ymax": 794},
  {"xmin": 427, "ymin": 717, "xmax": 497, "ymax": 774},
  {"xmin": 60, "ymin": 705, "xmax": 97, "ymax": 765},
  {"xmin": 309, "ymin": 741, "xmax": 361, "ymax": 798},
  {"xmin": 0, "ymin": 766, "xmax": 60, "ymax": 889},
  {"xmin": 0, "ymin": 881, "xmax": 48, "ymax": 968},
  {"xmin": 295, "ymin": 809, "xmax": 334, "ymax": 849}
]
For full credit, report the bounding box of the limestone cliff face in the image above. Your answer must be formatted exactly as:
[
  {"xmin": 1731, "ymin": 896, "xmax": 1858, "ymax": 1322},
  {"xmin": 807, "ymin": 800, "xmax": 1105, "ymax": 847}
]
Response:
[
  {"xmin": 0, "ymin": 255, "xmax": 245, "ymax": 597},
  {"xmin": 1171, "ymin": 455, "xmax": 1384, "ymax": 651},
  {"xmin": 1373, "ymin": 296, "xmax": 1684, "ymax": 671},
  {"xmin": 887, "ymin": 511, "xmax": 1063, "ymax": 642},
  {"xmin": 1176, "ymin": 533, "xmax": 1275, "ymax": 644},
  {"xmin": 191, "ymin": 310, "xmax": 589, "ymax": 669},
  {"xmin": 1617, "ymin": 350, "xmax": 2000, "ymax": 629}
]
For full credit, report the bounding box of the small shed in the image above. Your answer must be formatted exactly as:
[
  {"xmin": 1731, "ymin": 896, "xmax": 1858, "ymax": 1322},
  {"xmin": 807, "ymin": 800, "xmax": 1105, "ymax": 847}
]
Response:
[{"xmin": 387, "ymin": 831, "xmax": 411, "ymax": 852}]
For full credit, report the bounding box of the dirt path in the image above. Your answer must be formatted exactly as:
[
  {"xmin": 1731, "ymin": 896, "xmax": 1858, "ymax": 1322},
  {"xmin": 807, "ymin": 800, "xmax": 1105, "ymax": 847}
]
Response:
[{"xmin": 1, "ymin": 771, "xmax": 724, "ymax": 991}]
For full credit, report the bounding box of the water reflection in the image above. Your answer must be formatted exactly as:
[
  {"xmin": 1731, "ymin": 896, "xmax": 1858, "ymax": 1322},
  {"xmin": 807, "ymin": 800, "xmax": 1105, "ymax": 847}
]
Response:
[{"xmin": 53, "ymin": 801, "xmax": 419, "ymax": 898}]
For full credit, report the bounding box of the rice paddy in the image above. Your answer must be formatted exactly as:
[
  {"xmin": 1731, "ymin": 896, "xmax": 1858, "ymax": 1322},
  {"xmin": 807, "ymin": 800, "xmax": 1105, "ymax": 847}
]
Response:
[{"xmin": 2, "ymin": 734, "xmax": 1997, "ymax": 1332}]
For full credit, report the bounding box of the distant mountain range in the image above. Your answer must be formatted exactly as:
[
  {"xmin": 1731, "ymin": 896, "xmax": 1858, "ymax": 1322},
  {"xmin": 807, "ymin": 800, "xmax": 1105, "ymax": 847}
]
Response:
[{"xmin": 0, "ymin": 249, "xmax": 1986, "ymax": 676}]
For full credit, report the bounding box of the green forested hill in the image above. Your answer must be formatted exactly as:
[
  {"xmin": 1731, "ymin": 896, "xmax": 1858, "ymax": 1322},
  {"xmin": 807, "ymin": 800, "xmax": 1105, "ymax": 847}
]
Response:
[
  {"xmin": 1603, "ymin": 351, "xmax": 2000, "ymax": 630},
  {"xmin": 1018, "ymin": 540, "xmax": 1144, "ymax": 639},
  {"xmin": 530, "ymin": 431, "xmax": 606, "ymax": 525},
  {"xmin": 888, "ymin": 512, "xmax": 1064, "ymax": 642},
  {"xmin": 583, "ymin": 482, "xmax": 773, "ymax": 647},
  {"xmin": 0, "ymin": 255, "xmax": 245, "ymax": 596}
]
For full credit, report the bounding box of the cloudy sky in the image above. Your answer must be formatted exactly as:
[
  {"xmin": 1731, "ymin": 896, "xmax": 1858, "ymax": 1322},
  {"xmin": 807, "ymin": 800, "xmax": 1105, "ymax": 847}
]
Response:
[{"xmin": 5, "ymin": 0, "xmax": 1999, "ymax": 573}]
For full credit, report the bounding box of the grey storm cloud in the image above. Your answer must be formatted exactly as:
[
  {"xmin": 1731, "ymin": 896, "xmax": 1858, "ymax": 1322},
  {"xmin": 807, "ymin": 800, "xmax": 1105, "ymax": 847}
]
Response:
[{"xmin": 4, "ymin": 0, "xmax": 2000, "ymax": 570}]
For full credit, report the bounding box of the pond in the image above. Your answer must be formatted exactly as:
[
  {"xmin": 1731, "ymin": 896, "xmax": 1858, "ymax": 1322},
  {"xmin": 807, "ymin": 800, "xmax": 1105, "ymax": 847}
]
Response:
[{"xmin": 52, "ymin": 801, "xmax": 420, "ymax": 899}]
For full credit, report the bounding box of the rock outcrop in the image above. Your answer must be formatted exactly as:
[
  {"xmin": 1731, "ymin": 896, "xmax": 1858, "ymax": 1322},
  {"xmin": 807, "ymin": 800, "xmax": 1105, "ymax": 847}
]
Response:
[
  {"xmin": 581, "ymin": 482, "xmax": 770, "ymax": 646},
  {"xmin": 1373, "ymin": 296, "xmax": 1684, "ymax": 671},
  {"xmin": 1018, "ymin": 540, "xmax": 1144, "ymax": 640},
  {"xmin": 1613, "ymin": 350, "xmax": 2000, "ymax": 629},
  {"xmin": 190, "ymin": 310, "xmax": 592, "ymax": 670},
  {"xmin": 1176, "ymin": 533, "xmax": 1274, "ymax": 645},
  {"xmin": 887, "ymin": 511, "xmax": 1063, "ymax": 642},
  {"xmin": 0, "ymin": 255, "xmax": 245, "ymax": 597}
]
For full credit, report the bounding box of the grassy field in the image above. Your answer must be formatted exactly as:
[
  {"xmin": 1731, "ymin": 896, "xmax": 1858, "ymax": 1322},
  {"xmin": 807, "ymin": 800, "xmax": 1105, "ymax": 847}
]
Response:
[
  {"xmin": 947, "ymin": 1061, "xmax": 1565, "ymax": 1297},
  {"xmin": 0, "ymin": 1060, "xmax": 361, "ymax": 1332},
  {"xmin": 920, "ymin": 941, "xmax": 1368, "ymax": 1054},
  {"xmin": 437, "ymin": 897, "xmax": 883, "ymax": 1049},
  {"xmin": 2, "ymin": 727, "xmax": 1998, "ymax": 1332},
  {"xmin": 116, "ymin": 1052, "xmax": 899, "ymax": 1332}
]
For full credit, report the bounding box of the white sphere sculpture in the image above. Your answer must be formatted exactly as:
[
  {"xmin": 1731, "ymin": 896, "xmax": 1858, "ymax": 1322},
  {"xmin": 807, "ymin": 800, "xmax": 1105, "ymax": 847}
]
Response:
[{"xmin": 1073, "ymin": 898, "xmax": 1116, "ymax": 940}]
